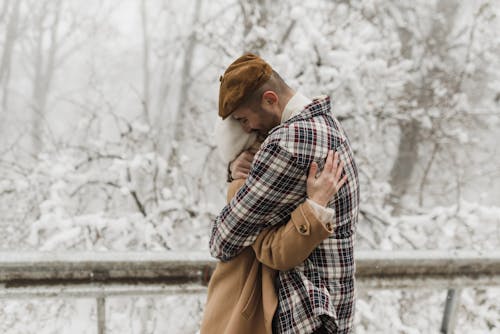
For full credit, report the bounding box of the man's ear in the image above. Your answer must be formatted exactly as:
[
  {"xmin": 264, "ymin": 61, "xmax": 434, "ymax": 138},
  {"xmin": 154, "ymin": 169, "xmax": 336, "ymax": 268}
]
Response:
[{"xmin": 261, "ymin": 90, "xmax": 278, "ymax": 107}]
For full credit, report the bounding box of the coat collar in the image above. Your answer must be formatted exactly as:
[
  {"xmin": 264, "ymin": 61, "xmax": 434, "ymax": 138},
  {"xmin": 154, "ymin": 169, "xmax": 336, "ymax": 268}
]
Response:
[{"xmin": 281, "ymin": 92, "xmax": 312, "ymax": 123}]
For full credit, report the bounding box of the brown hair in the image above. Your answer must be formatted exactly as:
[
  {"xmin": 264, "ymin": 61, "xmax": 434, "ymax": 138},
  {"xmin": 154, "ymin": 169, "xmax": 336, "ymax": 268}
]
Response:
[{"xmin": 240, "ymin": 70, "xmax": 291, "ymax": 112}]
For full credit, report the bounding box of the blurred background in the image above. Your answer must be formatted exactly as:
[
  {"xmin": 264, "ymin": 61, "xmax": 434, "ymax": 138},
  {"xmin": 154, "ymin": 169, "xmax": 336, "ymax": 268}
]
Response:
[{"xmin": 0, "ymin": 0, "xmax": 499, "ymax": 333}]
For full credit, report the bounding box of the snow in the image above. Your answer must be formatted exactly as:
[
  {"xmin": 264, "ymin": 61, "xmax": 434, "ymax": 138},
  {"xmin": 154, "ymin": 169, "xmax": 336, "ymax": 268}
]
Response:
[{"xmin": 0, "ymin": 0, "xmax": 499, "ymax": 332}]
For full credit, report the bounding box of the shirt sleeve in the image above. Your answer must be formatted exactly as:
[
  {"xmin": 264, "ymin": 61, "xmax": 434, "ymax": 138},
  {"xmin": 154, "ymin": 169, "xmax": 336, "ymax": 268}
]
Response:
[{"xmin": 209, "ymin": 141, "xmax": 307, "ymax": 261}]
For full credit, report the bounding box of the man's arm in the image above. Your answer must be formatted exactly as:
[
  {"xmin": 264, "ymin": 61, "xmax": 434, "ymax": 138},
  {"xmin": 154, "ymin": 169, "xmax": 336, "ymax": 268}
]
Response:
[{"xmin": 210, "ymin": 140, "xmax": 307, "ymax": 261}]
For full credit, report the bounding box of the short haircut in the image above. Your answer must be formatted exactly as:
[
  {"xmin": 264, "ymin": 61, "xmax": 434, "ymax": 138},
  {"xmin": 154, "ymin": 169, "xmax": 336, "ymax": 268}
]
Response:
[{"xmin": 240, "ymin": 70, "xmax": 291, "ymax": 111}]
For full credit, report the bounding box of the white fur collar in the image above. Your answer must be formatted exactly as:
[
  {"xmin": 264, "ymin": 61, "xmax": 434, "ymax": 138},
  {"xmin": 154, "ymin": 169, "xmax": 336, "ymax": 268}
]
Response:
[{"xmin": 214, "ymin": 117, "xmax": 257, "ymax": 166}]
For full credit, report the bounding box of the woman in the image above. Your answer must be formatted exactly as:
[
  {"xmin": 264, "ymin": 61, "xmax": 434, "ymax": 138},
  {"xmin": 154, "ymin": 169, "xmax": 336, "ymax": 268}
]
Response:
[{"xmin": 201, "ymin": 138, "xmax": 346, "ymax": 334}]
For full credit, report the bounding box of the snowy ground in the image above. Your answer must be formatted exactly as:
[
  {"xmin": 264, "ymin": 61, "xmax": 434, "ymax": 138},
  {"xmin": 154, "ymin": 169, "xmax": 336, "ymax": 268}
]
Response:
[{"xmin": 1, "ymin": 288, "xmax": 499, "ymax": 333}]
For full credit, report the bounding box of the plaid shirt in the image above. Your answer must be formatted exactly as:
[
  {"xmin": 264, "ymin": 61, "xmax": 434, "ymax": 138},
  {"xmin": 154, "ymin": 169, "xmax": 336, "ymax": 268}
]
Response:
[{"xmin": 209, "ymin": 96, "xmax": 360, "ymax": 333}]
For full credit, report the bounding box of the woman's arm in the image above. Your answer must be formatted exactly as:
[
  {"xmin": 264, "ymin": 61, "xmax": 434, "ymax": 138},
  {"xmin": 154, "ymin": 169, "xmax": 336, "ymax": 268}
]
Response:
[
  {"xmin": 226, "ymin": 151, "xmax": 346, "ymax": 271},
  {"xmin": 251, "ymin": 200, "xmax": 333, "ymax": 271}
]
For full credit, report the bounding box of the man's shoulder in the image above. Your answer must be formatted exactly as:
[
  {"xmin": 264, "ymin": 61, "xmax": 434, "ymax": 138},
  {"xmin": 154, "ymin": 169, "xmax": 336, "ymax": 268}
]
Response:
[
  {"xmin": 262, "ymin": 116, "xmax": 340, "ymax": 167},
  {"xmin": 260, "ymin": 95, "xmax": 352, "ymax": 166},
  {"xmin": 267, "ymin": 116, "xmax": 330, "ymax": 144},
  {"xmin": 267, "ymin": 95, "xmax": 343, "ymax": 139}
]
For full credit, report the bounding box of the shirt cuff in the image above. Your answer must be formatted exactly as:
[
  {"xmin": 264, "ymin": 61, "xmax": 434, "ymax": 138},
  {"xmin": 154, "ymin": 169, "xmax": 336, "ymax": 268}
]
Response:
[{"xmin": 306, "ymin": 199, "xmax": 336, "ymax": 227}]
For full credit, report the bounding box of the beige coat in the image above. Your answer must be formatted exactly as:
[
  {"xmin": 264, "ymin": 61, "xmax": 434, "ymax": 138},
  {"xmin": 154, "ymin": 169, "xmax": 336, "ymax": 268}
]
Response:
[{"xmin": 200, "ymin": 179, "xmax": 333, "ymax": 334}]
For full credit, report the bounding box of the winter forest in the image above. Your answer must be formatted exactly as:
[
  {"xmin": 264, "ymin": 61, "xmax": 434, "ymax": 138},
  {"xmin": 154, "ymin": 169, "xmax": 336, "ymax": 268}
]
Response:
[{"xmin": 0, "ymin": 0, "xmax": 499, "ymax": 333}]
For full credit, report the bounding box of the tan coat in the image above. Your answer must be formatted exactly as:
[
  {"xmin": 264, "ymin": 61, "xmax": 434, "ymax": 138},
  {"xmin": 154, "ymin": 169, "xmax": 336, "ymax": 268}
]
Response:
[{"xmin": 200, "ymin": 179, "xmax": 333, "ymax": 334}]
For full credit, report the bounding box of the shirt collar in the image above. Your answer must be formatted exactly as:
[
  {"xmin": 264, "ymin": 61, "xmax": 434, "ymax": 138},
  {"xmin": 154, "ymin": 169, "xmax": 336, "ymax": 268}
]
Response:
[{"xmin": 281, "ymin": 92, "xmax": 312, "ymax": 123}]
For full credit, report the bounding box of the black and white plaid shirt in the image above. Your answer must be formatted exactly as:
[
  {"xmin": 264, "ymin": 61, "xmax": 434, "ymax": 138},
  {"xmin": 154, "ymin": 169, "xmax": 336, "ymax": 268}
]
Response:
[{"xmin": 210, "ymin": 96, "xmax": 360, "ymax": 333}]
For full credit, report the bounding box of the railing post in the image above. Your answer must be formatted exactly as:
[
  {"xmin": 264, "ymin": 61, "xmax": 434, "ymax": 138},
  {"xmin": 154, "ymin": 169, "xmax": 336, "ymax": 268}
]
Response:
[
  {"xmin": 97, "ymin": 296, "xmax": 106, "ymax": 334},
  {"xmin": 440, "ymin": 288, "xmax": 462, "ymax": 334}
]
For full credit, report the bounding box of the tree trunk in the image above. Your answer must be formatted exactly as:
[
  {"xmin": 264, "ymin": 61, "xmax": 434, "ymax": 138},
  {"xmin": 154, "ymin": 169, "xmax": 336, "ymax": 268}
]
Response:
[
  {"xmin": 0, "ymin": 0, "xmax": 20, "ymax": 110},
  {"xmin": 31, "ymin": 0, "xmax": 61, "ymax": 155},
  {"xmin": 386, "ymin": 119, "xmax": 420, "ymax": 214},
  {"xmin": 240, "ymin": 0, "xmax": 269, "ymax": 53},
  {"xmin": 139, "ymin": 0, "xmax": 150, "ymax": 122},
  {"xmin": 167, "ymin": 0, "xmax": 202, "ymax": 167},
  {"xmin": 386, "ymin": 1, "xmax": 459, "ymax": 215}
]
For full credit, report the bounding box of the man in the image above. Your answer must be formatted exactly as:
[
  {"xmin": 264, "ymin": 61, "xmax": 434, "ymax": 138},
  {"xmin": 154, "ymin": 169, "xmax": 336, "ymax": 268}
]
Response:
[{"xmin": 210, "ymin": 53, "xmax": 360, "ymax": 333}]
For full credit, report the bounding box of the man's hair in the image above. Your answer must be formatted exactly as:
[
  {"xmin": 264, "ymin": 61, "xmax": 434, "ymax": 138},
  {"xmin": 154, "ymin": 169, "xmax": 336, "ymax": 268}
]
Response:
[{"xmin": 241, "ymin": 70, "xmax": 291, "ymax": 111}]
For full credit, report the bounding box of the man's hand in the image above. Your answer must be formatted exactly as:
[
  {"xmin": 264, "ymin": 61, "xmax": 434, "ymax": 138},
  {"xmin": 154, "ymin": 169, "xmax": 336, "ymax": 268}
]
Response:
[
  {"xmin": 229, "ymin": 148, "xmax": 257, "ymax": 180},
  {"xmin": 307, "ymin": 150, "xmax": 347, "ymax": 207}
]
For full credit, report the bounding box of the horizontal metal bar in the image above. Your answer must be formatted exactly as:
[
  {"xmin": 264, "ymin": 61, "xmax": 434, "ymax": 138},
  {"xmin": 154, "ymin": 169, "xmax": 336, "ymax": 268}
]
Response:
[
  {"xmin": 0, "ymin": 251, "xmax": 216, "ymax": 286},
  {"xmin": 0, "ymin": 250, "xmax": 498, "ymax": 288},
  {"xmin": 1, "ymin": 275, "xmax": 498, "ymax": 300},
  {"xmin": 356, "ymin": 275, "xmax": 499, "ymax": 289},
  {"xmin": 355, "ymin": 249, "xmax": 500, "ymax": 276},
  {"xmin": 0, "ymin": 283, "xmax": 208, "ymax": 299}
]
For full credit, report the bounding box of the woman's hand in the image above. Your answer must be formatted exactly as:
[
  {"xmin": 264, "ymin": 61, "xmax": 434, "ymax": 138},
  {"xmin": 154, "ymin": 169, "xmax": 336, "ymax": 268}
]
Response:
[
  {"xmin": 229, "ymin": 150, "xmax": 255, "ymax": 180},
  {"xmin": 306, "ymin": 150, "xmax": 347, "ymax": 207}
]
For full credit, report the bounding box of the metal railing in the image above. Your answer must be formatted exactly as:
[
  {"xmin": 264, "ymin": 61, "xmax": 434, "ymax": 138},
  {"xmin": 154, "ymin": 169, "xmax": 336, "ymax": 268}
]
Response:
[{"xmin": 1, "ymin": 250, "xmax": 499, "ymax": 333}]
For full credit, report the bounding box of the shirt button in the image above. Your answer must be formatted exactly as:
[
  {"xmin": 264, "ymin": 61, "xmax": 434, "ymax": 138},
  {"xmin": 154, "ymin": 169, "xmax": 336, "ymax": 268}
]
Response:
[
  {"xmin": 299, "ymin": 224, "xmax": 308, "ymax": 234},
  {"xmin": 326, "ymin": 223, "xmax": 333, "ymax": 231}
]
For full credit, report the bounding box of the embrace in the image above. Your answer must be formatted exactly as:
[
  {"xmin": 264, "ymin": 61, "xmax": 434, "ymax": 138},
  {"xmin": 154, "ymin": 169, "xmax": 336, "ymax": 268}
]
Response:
[{"xmin": 200, "ymin": 54, "xmax": 360, "ymax": 334}]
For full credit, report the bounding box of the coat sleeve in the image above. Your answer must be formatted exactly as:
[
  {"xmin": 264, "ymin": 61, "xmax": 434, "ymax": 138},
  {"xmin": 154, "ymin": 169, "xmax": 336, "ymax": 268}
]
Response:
[{"xmin": 209, "ymin": 142, "xmax": 307, "ymax": 261}]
